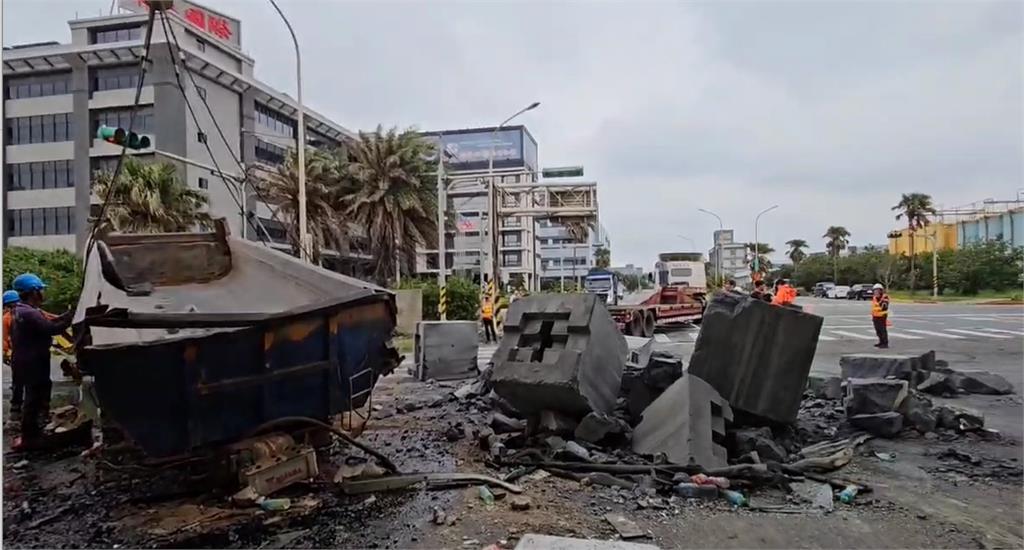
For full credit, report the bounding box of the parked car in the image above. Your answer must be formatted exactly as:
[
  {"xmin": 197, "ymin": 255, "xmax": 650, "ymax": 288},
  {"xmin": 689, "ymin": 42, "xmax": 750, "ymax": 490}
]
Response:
[
  {"xmin": 813, "ymin": 282, "xmax": 835, "ymax": 298},
  {"xmin": 849, "ymin": 283, "xmax": 874, "ymax": 300},
  {"xmin": 827, "ymin": 285, "xmax": 851, "ymax": 299}
]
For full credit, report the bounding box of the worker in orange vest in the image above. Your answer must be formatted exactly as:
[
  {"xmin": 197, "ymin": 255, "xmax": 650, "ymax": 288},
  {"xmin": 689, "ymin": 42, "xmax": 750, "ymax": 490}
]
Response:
[
  {"xmin": 871, "ymin": 283, "xmax": 890, "ymax": 349},
  {"xmin": 771, "ymin": 279, "xmax": 797, "ymax": 306},
  {"xmin": 481, "ymin": 297, "xmax": 497, "ymax": 343}
]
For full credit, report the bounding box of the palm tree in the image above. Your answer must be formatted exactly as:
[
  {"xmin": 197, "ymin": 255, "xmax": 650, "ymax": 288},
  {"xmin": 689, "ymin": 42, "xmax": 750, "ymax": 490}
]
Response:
[
  {"xmin": 340, "ymin": 125, "xmax": 436, "ymax": 286},
  {"xmin": 594, "ymin": 246, "xmax": 611, "ymax": 269},
  {"xmin": 561, "ymin": 218, "xmax": 593, "ymax": 290},
  {"xmin": 251, "ymin": 147, "xmax": 345, "ymax": 264},
  {"xmin": 745, "ymin": 242, "xmax": 775, "ymax": 274},
  {"xmin": 92, "ymin": 158, "xmax": 213, "ymax": 234},
  {"xmin": 892, "ymin": 193, "xmax": 937, "ymax": 294},
  {"xmin": 823, "ymin": 226, "xmax": 851, "ymax": 282},
  {"xmin": 785, "ymin": 239, "xmax": 808, "ymax": 266}
]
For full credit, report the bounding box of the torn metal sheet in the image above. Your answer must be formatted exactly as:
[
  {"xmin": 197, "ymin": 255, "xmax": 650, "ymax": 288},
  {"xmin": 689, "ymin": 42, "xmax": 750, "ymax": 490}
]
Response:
[{"xmin": 73, "ymin": 220, "xmax": 399, "ymax": 457}]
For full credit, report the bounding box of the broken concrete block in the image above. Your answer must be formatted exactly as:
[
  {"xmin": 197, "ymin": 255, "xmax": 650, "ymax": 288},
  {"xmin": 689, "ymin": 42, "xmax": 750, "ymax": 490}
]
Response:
[
  {"xmin": 631, "ymin": 373, "xmax": 732, "ymax": 469},
  {"xmin": 849, "ymin": 412, "xmax": 903, "ymax": 438},
  {"xmin": 844, "ymin": 378, "xmax": 908, "ymax": 416},
  {"xmin": 807, "ymin": 375, "xmax": 843, "ymax": 400},
  {"xmin": 840, "ymin": 353, "xmax": 934, "ymax": 382},
  {"xmin": 916, "ymin": 372, "xmax": 959, "ymax": 396},
  {"xmin": 415, "ymin": 321, "xmax": 479, "ymax": 381},
  {"xmin": 491, "ymin": 413, "xmax": 526, "ymax": 434},
  {"xmin": 555, "ymin": 441, "xmax": 592, "ymax": 462},
  {"xmin": 575, "ymin": 412, "xmax": 628, "ymax": 444},
  {"xmin": 491, "ymin": 294, "xmax": 627, "ymax": 416},
  {"xmin": 509, "ymin": 496, "xmax": 532, "ymax": 511},
  {"xmin": 687, "ymin": 293, "xmax": 823, "ymax": 424},
  {"xmin": 729, "ymin": 427, "xmax": 787, "ymax": 463},
  {"xmin": 954, "ymin": 370, "xmax": 1014, "ymax": 395},
  {"xmin": 537, "ymin": 410, "xmax": 578, "ymax": 435},
  {"xmin": 641, "ymin": 352, "xmax": 683, "ymax": 390},
  {"xmin": 934, "ymin": 404, "xmax": 984, "ymax": 432},
  {"xmin": 898, "ymin": 392, "xmax": 936, "ymax": 434},
  {"xmin": 624, "ymin": 335, "xmax": 655, "ymax": 368}
]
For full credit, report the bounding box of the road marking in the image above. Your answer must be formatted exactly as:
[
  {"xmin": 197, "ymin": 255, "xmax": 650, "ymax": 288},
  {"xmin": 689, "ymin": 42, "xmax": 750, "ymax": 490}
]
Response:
[
  {"xmin": 983, "ymin": 328, "xmax": 1024, "ymax": 336},
  {"xmin": 887, "ymin": 331, "xmax": 924, "ymax": 339},
  {"xmin": 822, "ymin": 325, "xmax": 874, "ymax": 329},
  {"xmin": 654, "ymin": 334, "xmax": 671, "ymax": 343},
  {"xmin": 946, "ymin": 328, "xmax": 1012, "ymax": 339},
  {"xmin": 817, "ymin": 334, "xmax": 837, "ymax": 341},
  {"xmin": 961, "ymin": 316, "xmax": 1002, "ymax": 321},
  {"xmin": 829, "ymin": 330, "xmax": 876, "ymax": 340},
  {"xmin": 905, "ymin": 329, "xmax": 966, "ymax": 339}
]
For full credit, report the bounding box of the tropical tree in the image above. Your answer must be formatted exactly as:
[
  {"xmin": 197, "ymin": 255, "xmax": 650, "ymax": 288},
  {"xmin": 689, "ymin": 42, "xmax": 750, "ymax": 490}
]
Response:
[
  {"xmin": 892, "ymin": 192, "xmax": 937, "ymax": 294},
  {"xmin": 251, "ymin": 147, "xmax": 345, "ymax": 264},
  {"xmin": 341, "ymin": 125, "xmax": 437, "ymax": 286},
  {"xmin": 594, "ymin": 246, "xmax": 611, "ymax": 269},
  {"xmin": 823, "ymin": 226, "xmax": 851, "ymax": 282},
  {"xmin": 92, "ymin": 158, "xmax": 212, "ymax": 234},
  {"xmin": 745, "ymin": 242, "xmax": 775, "ymax": 274},
  {"xmin": 785, "ymin": 239, "xmax": 809, "ymax": 266}
]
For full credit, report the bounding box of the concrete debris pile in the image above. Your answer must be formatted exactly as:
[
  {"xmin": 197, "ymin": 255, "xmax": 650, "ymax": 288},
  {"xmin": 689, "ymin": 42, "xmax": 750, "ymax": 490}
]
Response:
[
  {"xmin": 688, "ymin": 293, "xmax": 824, "ymax": 424},
  {"xmin": 835, "ymin": 352, "xmax": 1008, "ymax": 438}
]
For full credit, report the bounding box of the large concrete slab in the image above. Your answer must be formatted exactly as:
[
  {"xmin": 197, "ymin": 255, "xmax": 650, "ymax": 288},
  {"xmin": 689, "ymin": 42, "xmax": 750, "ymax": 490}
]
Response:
[
  {"xmin": 491, "ymin": 294, "xmax": 627, "ymax": 416},
  {"xmin": 516, "ymin": 534, "xmax": 660, "ymax": 550},
  {"xmin": 687, "ymin": 293, "xmax": 824, "ymax": 424},
  {"xmin": 393, "ymin": 289, "xmax": 422, "ymax": 336},
  {"xmin": 840, "ymin": 351, "xmax": 935, "ymax": 383},
  {"xmin": 631, "ymin": 373, "xmax": 732, "ymax": 468},
  {"xmin": 415, "ymin": 321, "xmax": 479, "ymax": 381}
]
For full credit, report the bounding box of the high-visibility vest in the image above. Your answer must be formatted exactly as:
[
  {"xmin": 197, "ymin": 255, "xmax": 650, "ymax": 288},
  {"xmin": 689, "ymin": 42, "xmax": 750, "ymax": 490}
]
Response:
[
  {"xmin": 481, "ymin": 303, "xmax": 494, "ymax": 319},
  {"xmin": 871, "ymin": 295, "xmax": 889, "ymax": 318},
  {"xmin": 772, "ymin": 285, "xmax": 796, "ymax": 305}
]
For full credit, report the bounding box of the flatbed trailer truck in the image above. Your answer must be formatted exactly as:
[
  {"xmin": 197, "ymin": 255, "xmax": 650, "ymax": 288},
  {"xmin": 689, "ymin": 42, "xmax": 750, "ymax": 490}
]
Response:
[{"xmin": 584, "ymin": 252, "xmax": 708, "ymax": 337}]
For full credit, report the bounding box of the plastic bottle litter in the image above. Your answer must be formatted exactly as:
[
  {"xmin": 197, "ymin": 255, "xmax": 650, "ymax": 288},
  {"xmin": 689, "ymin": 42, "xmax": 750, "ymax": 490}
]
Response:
[
  {"xmin": 838, "ymin": 485, "xmax": 859, "ymax": 504},
  {"xmin": 259, "ymin": 498, "xmax": 292, "ymax": 512},
  {"xmin": 690, "ymin": 473, "xmax": 730, "ymax": 489},
  {"xmin": 673, "ymin": 483, "xmax": 719, "ymax": 499},
  {"xmin": 722, "ymin": 489, "xmax": 747, "ymax": 507},
  {"xmin": 478, "ymin": 485, "xmax": 495, "ymax": 505}
]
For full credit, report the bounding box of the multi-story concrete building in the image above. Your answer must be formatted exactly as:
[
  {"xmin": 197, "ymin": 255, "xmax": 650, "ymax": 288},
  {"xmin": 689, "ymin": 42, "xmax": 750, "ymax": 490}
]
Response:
[
  {"xmin": 414, "ymin": 125, "xmax": 602, "ymax": 291},
  {"xmin": 536, "ymin": 219, "xmax": 610, "ymax": 290},
  {"xmin": 415, "ymin": 125, "xmax": 540, "ymax": 289},
  {"xmin": 2, "ymin": 0, "xmax": 362, "ymax": 270},
  {"xmin": 708, "ymin": 229, "xmax": 748, "ymax": 279}
]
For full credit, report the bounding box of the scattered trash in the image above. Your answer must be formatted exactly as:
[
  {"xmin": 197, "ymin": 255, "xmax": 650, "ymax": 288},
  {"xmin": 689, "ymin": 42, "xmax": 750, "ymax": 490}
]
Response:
[
  {"xmin": 258, "ymin": 498, "xmax": 291, "ymax": 512},
  {"xmin": 673, "ymin": 483, "xmax": 718, "ymax": 499},
  {"xmin": 790, "ymin": 480, "xmax": 834, "ymax": 512},
  {"xmin": 838, "ymin": 485, "xmax": 859, "ymax": 504},
  {"xmin": 873, "ymin": 452, "xmax": 897, "ymax": 462},
  {"xmin": 478, "ymin": 486, "xmax": 496, "ymax": 505},
  {"xmin": 722, "ymin": 489, "xmax": 748, "ymax": 507}
]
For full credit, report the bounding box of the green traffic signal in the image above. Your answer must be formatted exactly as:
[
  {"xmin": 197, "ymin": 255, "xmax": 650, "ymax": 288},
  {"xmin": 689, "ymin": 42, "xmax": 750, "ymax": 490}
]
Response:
[{"xmin": 96, "ymin": 124, "xmax": 151, "ymax": 150}]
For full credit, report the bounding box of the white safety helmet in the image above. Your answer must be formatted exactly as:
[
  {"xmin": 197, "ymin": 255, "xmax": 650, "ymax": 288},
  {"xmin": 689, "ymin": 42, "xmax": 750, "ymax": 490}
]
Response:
[{"xmin": 872, "ymin": 283, "xmax": 884, "ymax": 290}]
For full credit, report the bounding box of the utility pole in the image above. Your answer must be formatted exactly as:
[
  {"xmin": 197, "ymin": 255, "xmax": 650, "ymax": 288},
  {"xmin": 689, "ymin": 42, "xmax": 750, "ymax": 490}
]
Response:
[
  {"xmin": 698, "ymin": 208, "xmax": 723, "ymax": 284},
  {"xmin": 437, "ymin": 142, "xmax": 447, "ymax": 320},
  {"xmin": 268, "ymin": 0, "xmax": 308, "ymax": 262}
]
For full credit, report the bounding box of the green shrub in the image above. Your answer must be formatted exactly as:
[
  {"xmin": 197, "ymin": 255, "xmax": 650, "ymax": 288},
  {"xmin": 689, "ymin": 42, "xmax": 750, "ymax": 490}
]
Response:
[
  {"xmin": 399, "ymin": 276, "xmax": 481, "ymax": 321},
  {"xmin": 3, "ymin": 247, "xmax": 83, "ymax": 313}
]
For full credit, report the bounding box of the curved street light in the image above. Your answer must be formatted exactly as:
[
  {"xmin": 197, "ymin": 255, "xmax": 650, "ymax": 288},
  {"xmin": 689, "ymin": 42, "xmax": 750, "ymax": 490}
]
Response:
[
  {"xmin": 697, "ymin": 208, "xmax": 724, "ymax": 282},
  {"xmin": 753, "ymin": 205, "xmax": 780, "ymax": 274}
]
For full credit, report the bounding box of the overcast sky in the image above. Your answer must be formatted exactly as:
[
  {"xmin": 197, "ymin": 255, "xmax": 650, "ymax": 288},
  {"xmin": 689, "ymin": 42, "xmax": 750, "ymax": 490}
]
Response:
[{"xmin": 5, "ymin": 0, "xmax": 1022, "ymax": 268}]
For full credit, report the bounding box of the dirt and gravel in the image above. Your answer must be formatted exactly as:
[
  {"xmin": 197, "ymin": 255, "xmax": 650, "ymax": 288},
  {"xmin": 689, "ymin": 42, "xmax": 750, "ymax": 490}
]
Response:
[{"xmin": 3, "ymin": 369, "xmax": 1023, "ymax": 549}]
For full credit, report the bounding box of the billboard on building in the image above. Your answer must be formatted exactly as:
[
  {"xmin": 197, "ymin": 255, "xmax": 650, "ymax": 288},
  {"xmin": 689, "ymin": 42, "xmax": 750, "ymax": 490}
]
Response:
[
  {"xmin": 425, "ymin": 127, "xmax": 531, "ymax": 172},
  {"xmin": 119, "ymin": 0, "xmax": 241, "ymax": 49}
]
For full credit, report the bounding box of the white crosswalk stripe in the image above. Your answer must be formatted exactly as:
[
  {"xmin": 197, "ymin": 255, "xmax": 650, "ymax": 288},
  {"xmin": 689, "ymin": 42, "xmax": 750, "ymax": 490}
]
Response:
[
  {"xmin": 887, "ymin": 331, "xmax": 924, "ymax": 339},
  {"xmin": 829, "ymin": 330, "xmax": 875, "ymax": 340},
  {"xmin": 817, "ymin": 334, "xmax": 837, "ymax": 341},
  {"xmin": 905, "ymin": 329, "xmax": 966, "ymax": 339},
  {"xmin": 946, "ymin": 328, "xmax": 1012, "ymax": 339},
  {"xmin": 984, "ymin": 328, "xmax": 1024, "ymax": 336},
  {"xmin": 961, "ymin": 316, "xmax": 1002, "ymax": 322}
]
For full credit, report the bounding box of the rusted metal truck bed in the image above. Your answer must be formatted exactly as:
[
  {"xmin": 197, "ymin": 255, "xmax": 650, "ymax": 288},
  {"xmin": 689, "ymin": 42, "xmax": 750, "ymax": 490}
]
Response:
[{"xmin": 73, "ymin": 222, "xmax": 399, "ymax": 457}]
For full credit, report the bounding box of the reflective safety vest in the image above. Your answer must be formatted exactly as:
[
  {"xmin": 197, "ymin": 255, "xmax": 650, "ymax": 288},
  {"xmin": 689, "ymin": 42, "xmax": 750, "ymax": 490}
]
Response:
[
  {"xmin": 481, "ymin": 303, "xmax": 494, "ymax": 320},
  {"xmin": 871, "ymin": 295, "xmax": 890, "ymax": 318},
  {"xmin": 772, "ymin": 285, "xmax": 796, "ymax": 306}
]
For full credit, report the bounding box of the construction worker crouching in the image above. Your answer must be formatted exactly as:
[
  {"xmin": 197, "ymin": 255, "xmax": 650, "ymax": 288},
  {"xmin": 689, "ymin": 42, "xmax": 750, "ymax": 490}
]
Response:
[
  {"xmin": 10, "ymin": 273, "xmax": 74, "ymax": 450},
  {"xmin": 871, "ymin": 283, "xmax": 890, "ymax": 349}
]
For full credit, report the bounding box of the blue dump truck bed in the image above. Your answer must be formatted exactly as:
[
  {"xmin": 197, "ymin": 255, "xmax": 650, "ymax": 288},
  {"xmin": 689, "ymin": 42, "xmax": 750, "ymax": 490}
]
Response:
[{"xmin": 73, "ymin": 221, "xmax": 399, "ymax": 457}]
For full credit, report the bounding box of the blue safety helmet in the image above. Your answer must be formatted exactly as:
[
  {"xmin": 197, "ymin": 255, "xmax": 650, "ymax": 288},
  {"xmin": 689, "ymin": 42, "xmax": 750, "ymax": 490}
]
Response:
[
  {"xmin": 2, "ymin": 290, "xmax": 19, "ymax": 306},
  {"xmin": 12, "ymin": 273, "xmax": 46, "ymax": 293}
]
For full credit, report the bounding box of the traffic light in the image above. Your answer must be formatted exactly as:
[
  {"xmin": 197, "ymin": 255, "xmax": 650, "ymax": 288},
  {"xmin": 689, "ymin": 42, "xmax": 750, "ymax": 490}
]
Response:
[{"xmin": 96, "ymin": 124, "xmax": 151, "ymax": 150}]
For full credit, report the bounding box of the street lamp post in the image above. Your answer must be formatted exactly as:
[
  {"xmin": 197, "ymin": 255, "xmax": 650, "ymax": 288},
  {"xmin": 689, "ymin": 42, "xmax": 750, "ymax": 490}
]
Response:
[
  {"xmin": 753, "ymin": 205, "xmax": 779, "ymax": 275},
  {"xmin": 268, "ymin": 0, "xmax": 308, "ymax": 262},
  {"xmin": 487, "ymin": 102, "xmax": 540, "ymax": 296},
  {"xmin": 697, "ymin": 209, "xmax": 723, "ymax": 283}
]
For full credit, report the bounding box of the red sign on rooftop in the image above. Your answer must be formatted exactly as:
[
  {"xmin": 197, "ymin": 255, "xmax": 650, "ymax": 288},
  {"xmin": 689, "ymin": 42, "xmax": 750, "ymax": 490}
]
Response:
[{"xmin": 119, "ymin": 0, "xmax": 241, "ymax": 48}]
